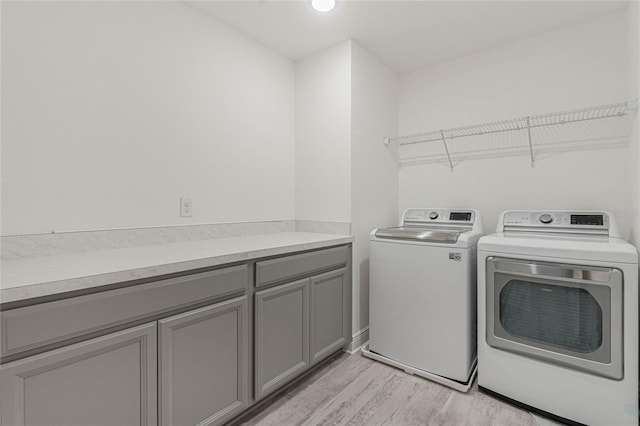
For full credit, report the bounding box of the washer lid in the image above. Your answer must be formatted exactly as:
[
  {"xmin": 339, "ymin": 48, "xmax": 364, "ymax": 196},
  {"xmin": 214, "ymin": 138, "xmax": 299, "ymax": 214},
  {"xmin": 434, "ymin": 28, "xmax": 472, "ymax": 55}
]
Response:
[{"xmin": 374, "ymin": 226, "xmax": 462, "ymax": 243}]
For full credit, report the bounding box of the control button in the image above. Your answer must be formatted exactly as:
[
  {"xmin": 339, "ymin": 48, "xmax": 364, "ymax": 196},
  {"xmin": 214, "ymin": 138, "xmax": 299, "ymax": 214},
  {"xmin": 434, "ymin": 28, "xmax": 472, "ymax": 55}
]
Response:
[
  {"xmin": 428, "ymin": 211, "xmax": 439, "ymax": 220},
  {"xmin": 539, "ymin": 214, "xmax": 553, "ymax": 224}
]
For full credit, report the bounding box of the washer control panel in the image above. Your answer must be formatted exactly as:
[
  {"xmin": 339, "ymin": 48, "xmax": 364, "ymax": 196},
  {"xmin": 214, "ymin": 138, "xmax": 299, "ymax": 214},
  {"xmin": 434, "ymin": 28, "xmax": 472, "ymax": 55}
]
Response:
[
  {"xmin": 503, "ymin": 211, "xmax": 609, "ymax": 229},
  {"xmin": 403, "ymin": 208, "xmax": 475, "ymax": 225}
]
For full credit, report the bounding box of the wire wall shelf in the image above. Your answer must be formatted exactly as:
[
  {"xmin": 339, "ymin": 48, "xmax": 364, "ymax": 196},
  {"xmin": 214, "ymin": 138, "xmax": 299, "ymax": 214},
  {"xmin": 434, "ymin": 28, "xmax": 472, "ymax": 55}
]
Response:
[{"xmin": 385, "ymin": 100, "xmax": 639, "ymax": 170}]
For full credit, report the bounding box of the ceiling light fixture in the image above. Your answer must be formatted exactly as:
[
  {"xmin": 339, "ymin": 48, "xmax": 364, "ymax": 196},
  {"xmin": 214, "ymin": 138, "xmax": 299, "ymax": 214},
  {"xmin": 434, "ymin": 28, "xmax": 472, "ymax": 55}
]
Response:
[{"xmin": 311, "ymin": 0, "xmax": 336, "ymax": 12}]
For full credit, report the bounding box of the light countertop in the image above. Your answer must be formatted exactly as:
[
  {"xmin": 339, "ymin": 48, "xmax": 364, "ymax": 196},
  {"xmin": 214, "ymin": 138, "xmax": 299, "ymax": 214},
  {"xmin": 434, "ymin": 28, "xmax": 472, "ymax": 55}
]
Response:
[{"xmin": 1, "ymin": 232, "xmax": 353, "ymax": 305}]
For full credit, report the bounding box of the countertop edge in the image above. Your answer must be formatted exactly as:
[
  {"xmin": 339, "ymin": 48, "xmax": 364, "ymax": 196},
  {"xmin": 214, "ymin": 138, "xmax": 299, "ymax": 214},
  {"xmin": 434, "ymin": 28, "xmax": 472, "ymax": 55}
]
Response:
[{"xmin": 1, "ymin": 235, "xmax": 353, "ymax": 307}]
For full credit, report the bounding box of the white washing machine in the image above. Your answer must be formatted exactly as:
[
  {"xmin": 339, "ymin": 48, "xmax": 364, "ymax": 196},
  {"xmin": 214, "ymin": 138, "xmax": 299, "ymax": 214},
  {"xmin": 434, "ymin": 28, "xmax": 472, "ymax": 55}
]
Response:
[
  {"xmin": 362, "ymin": 208, "xmax": 483, "ymax": 392},
  {"xmin": 478, "ymin": 211, "xmax": 638, "ymax": 425}
]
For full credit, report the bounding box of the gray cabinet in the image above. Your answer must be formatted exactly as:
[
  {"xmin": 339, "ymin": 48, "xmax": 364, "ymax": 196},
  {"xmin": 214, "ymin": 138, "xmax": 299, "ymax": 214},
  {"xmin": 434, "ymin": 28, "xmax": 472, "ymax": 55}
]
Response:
[
  {"xmin": 0, "ymin": 323, "xmax": 157, "ymax": 426},
  {"xmin": 0, "ymin": 264, "xmax": 249, "ymax": 426},
  {"xmin": 310, "ymin": 267, "xmax": 351, "ymax": 365},
  {"xmin": 254, "ymin": 279, "xmax": 310, "ymax": 401},
  {"xmin": 1, "ymin": 244, "xmax": 351, "ymax": 425},
  {"xmin": 254, "ymin": 247, "xmax": 352, "ymax": 401},
  {"xmin": 159, "ymin": 296, "xmax": 249, "ymax": 426}
]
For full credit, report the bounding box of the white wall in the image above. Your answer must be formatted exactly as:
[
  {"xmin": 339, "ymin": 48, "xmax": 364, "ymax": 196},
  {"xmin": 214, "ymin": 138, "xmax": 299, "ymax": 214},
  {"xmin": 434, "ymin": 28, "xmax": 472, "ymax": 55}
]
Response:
[
  {"xmin": 294, "ymin": 39, "xmax": 399, "ymax": 337},
  {"xmin": 628, "ymin": 2, "xmax": 640, "ymax": 247},
  {"xmin": 1, "ymin": 1, "xmax": 295, "ymax": 235},
  {"xmin": 295, "ymin": 41, "xmax": 352, "ymax": 223},
  {"xmin": 350, "ymin": 41, "xmax": 399, "ymax": 335},
  {"xmin": 399, "ymin": 11, "xmax": 632, "ymax": 236}
]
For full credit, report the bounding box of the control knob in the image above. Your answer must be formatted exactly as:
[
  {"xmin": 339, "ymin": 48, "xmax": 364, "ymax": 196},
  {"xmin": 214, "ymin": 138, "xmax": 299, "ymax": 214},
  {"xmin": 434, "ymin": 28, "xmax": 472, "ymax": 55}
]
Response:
[
  {"xmin": 428, "ymin": 211, "xmax": 439, "ymax": 220},
  {"xmin": 539, "ymin": 214, "xmax": 553, "ymax": 224}
]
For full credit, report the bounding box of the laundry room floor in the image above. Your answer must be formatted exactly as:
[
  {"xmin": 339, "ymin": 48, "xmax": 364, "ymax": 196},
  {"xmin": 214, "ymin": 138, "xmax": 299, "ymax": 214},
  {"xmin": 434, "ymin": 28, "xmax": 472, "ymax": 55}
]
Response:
[{"xmin": 236, "ymin": 350, "xmax": 561, "ymax": 426}]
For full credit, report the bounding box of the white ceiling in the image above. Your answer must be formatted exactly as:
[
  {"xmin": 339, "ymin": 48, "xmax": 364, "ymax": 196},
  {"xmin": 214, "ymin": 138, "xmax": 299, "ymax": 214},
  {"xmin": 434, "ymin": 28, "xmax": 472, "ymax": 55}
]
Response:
[{"xmin": 186, "ymin": 0, "xmax": 628, "ymax": 74}]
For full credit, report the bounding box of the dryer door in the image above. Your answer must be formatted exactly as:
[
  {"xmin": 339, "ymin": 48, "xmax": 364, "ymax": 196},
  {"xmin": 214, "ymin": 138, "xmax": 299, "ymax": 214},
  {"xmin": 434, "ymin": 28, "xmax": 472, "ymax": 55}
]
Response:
[{"xmin": 486, "ymin": 257, "xmax": 623, "ymax": 379}]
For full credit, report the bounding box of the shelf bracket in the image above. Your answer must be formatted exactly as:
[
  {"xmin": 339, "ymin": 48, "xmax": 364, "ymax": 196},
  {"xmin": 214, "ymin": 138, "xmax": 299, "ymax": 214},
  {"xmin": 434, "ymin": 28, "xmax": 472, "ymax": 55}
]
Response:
[
  {"xmin": 526, "ymin": 117, "xmax": 535, "ymax": 167},
  {"xmin": 440, "ymin": 131, "xmax": 454, "ymax": 172}
]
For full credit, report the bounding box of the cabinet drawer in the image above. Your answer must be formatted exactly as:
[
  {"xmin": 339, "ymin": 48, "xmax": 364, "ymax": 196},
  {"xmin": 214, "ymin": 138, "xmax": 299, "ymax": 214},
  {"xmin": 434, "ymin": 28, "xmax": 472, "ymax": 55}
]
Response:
[
  {"xmin": 1, "ymin": 265, "xmax": 248, "ymax": 360},
  {"xmin": 255, "ymin": 246, "xmax": 349, "ymax": 288}
]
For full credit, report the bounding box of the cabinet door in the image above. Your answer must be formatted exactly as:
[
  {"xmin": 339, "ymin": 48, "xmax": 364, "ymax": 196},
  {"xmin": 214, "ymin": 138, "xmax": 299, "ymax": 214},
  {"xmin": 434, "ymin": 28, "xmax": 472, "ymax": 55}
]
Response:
[
  {"xmin": 159, "ymin": 296, "xmax": 248, "ymax": 426},
  {"xmin": 0, "ymin": 323, "xmax": 157, "ymax": 426},
  {"xmin": 310, "ymin": 267, "xmax": 351, "ymax": 364},
  {"xmin": 254, "ymin": 279, "xmax": 309, "ymax": 400}
]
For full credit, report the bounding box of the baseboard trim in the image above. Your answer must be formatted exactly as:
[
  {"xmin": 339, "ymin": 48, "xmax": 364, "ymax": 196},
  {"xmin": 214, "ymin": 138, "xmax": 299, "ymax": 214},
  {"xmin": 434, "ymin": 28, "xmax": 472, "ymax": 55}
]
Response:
[{"xmin": 347, "ymin": 326, "xmax": 369, "ymax": 353}]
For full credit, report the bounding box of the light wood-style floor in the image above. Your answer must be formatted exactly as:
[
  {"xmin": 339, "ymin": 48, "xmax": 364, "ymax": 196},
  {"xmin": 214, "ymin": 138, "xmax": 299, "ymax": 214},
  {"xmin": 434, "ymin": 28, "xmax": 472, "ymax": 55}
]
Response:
[{"xmin": 237, "ymin": 351, "xmax": 561, "ymax": 426}]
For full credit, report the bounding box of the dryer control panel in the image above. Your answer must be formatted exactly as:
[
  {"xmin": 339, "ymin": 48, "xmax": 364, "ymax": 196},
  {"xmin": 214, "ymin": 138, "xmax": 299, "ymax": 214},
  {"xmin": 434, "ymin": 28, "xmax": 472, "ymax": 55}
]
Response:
[{"xmin": 501, "ymin": 211, "xmax": 611, "ymax": 234}]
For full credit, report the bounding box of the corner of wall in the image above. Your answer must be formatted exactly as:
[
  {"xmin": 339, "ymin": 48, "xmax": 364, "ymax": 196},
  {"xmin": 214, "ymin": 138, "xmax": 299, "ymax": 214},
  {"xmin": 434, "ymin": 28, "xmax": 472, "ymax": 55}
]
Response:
[
  {"xmin": 349, "ymin": 40, "xmax": 400, "ymax": 335},
  {"xmin": 294, "ymin": 39, "xmax": 353, "ymax": 224}
]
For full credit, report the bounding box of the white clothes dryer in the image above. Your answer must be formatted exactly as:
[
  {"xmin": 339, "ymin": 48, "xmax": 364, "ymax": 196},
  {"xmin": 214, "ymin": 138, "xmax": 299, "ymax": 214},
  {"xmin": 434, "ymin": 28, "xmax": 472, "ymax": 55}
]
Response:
[
  {"xmin": 363, "ymin": 208, "xmax": 483, "ymax": 392},
  {"xmin": 478, "ymin": 211, "xmax": 638, "ymax": 425}
]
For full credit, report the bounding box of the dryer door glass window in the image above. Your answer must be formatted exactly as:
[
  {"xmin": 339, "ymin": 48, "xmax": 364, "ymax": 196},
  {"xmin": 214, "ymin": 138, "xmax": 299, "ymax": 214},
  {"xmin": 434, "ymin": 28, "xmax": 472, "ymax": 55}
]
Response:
[
  {"xmin": 499, "ymin": 280, "xmax": 603, "ymax": 353},
  {"xmin": 486, "ymin": 257, "xmax": 623, "ymax": 380}
]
